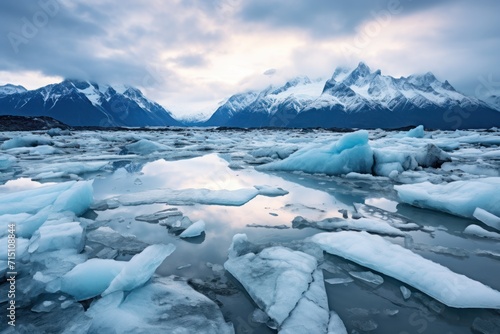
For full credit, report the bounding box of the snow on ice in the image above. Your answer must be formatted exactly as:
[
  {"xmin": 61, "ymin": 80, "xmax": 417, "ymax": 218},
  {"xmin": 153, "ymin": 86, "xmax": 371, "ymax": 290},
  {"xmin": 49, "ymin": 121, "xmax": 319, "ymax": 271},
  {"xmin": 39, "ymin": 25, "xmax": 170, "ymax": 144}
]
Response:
[{"xmin": 310, "ymin": 231, "xmax": 500, "ymax": 309}]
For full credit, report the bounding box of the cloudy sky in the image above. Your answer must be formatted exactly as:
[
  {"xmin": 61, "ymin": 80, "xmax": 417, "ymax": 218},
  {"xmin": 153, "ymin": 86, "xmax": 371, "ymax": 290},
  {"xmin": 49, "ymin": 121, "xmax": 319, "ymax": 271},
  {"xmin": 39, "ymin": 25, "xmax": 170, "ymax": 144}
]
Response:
[{"xmin": 1, "ymin": 0, "xmax": 499, "ymax": 118}]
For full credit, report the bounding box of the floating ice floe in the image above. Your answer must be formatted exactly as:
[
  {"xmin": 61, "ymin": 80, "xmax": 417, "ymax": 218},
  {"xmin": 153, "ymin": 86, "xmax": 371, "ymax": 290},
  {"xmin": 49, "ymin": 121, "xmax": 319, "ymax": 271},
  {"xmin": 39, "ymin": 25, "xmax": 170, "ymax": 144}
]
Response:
[
  {"xmin": 103, "ymin": 243, "xmax": 176, "ymax": 296},
  {"xmin": 60, "ymin": 259, "xmax": 127, "ymax": 301},
  {"xmin": 224, "ymin": 234, "xmax": 347, "ymax": 333},
  {"xmin": 60, "ymin": 244, "xmax": 175, "ymax": 300},
  {"xmin": 29, "ymin": 222, "xmax": 85, "ymax": 254},
  {"xmin": 179, "ymin": 220, "xmax": 206, "ymax": 238},
  {"xmin": 258, "ymin": 130, "xmax": 374, "ymax": 175},
  {"xmin": 473, "ymin": 208, "xmax": 500, "ymax": 232},
  {"xmin": 106, "ymin": 185, "xmax": 288, "ymax": 207},
  {"xmin": 373, "ymin": 144, "xmax": 450, "ymax": 177},
  {"xmin": 123, "ymin": 139, "xmax": 172, "ymax": 155},
  {"xmin": 87, "ymin": 276, "xmax": 235, "ymax": 333},
  {"xmin": 0, "ymin": 154, "xmax": 16, "ymax": 171},
  {"xmin": 395, "ymin": 177, "xmax": 500, "ymax": 219},
  {"xmin": 292, "ymin": 216, "xmax": 405, "ymax": 237},
  {"xmin": 0, "ymin": 180, "xmax": 93, "ymax": 238},
  {"xmin": 0, "ymin": 134, "xmax": 53, "ymax": 150},
  {"xmin": 310, "ymin": 231, "xmax": 500, "ymax": 309},
  {"xmin": 406, "ymin": 125, "xmax": 425, "ymax": 138},
  {"xmin": 258, "ymin": 130, "xmax": 450, "ymax": 177},
  {"xmin": 464, "ymin": 225, "xmax": 500, "ymax": 240}
]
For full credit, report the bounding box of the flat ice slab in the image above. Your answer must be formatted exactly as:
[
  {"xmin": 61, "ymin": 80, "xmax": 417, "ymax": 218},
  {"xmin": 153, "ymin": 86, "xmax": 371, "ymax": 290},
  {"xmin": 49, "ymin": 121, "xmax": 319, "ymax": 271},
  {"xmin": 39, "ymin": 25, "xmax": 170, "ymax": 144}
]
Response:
[
  {"xmin": 310, "ymin": 231, "xmax": 500, "ymax": 309},
  {"xmin": 395, "ymin": 177, "xmax": 500, "ymax": 219},
  {"xmin": 88, "ymin": 276, "xmax": 235, "ymax": 333},
  {"xmin": 224, "ymin": 234, "xmax": 346, "ymax": 333}
]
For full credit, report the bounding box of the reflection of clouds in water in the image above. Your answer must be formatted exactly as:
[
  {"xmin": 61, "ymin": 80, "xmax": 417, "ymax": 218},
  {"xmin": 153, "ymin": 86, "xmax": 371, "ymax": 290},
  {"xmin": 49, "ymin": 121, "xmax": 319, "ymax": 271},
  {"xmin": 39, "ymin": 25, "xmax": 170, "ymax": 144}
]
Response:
[{"xmin": 364, "ymin": 197, "xmax": 399, "ymax": 212}]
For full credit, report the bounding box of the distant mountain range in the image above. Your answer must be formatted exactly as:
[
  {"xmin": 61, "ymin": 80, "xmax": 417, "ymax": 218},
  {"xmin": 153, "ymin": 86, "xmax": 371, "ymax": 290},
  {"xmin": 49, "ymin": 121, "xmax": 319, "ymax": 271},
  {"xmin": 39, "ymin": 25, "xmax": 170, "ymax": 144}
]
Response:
[
  {"xmin": 1, "ymin": 63, "xmax": 499, "ymax": 129},
  {"xmin": 205, "ymin": 62, "xmax": 500, "ymax": 129},
  {"xmin": 0, "ymin": 80, "xmax": 180, "ymax": 127}
]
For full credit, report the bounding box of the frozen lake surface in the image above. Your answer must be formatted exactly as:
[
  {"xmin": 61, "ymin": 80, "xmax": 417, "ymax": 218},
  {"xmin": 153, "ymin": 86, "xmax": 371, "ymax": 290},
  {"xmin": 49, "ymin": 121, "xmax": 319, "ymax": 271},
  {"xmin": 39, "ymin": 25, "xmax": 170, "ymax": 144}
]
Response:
[{"xmin": 1, "ymin": 127, "xmax": 499, "ymax": 333}]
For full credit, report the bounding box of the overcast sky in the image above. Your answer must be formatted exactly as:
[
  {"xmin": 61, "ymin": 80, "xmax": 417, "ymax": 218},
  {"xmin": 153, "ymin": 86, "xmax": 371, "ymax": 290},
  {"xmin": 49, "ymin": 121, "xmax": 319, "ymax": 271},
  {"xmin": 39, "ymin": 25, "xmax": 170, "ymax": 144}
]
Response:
[{"xmin": 1, "ymin": 0, "xmax": 499, "ymax": 118}]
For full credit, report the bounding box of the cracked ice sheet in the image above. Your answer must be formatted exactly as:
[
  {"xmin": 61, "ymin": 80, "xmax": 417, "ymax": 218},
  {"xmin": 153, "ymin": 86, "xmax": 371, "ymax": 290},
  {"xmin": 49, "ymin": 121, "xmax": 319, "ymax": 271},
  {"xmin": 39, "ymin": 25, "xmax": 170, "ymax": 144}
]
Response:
[
  {"xmin": 310, "ymin": 231, "xmax": 500, "ymax": 309},
  {"xmin": 224, "ymin": 235, "xmax": 346, "ymax": 333},
  {"xmin": 87, "ymin": 276, "xmax": 234, "ymax": 334},
  {"xmin": 108, "ymin": 186, "xmax": 287, "ymax": 207}
]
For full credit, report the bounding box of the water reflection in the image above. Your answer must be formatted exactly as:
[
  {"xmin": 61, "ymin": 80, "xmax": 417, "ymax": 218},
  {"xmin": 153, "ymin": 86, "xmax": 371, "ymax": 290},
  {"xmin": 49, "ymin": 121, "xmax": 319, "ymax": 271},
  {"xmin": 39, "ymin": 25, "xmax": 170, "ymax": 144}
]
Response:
[{"xmin": 90, "ymin": 153, "xmax": 500, "ymax": 334}]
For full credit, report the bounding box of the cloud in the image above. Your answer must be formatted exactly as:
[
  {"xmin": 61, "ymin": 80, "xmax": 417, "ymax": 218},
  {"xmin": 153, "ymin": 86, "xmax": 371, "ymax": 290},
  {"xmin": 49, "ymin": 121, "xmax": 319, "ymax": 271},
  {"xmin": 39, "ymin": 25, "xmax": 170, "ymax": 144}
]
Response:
[{"xmin": 0, "ymin": 0, "xmax": 499, "ymax": 117}]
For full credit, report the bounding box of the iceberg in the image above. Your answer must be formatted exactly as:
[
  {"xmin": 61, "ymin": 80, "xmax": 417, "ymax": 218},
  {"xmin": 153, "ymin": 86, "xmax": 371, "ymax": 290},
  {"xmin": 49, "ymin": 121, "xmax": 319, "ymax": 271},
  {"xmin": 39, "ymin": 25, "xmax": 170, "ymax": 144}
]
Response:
[
  {"xmin": 310, "ymin": 231, "xmax": 500, "ymax": 308},
  {"xmin": 87, "ymin": 276, "xmax": 234, "ymax": 333},
  {"xmin": 395, "ymin": 177, "xmax": 500, "ymax": 219},
  {"xmin": 258, "ymin": 131, "xmax": 374, "ymax": 176},
  {"xmin": 406, "ymin": 125, "xmax": 425, "ymax": 138},
  {"xmin": 102, "ymin": 243, "xmax": 176, "ymax": 296},
  {"xmin": 179, "ymin": 220, "xmax": 206, "ymax": 238}
]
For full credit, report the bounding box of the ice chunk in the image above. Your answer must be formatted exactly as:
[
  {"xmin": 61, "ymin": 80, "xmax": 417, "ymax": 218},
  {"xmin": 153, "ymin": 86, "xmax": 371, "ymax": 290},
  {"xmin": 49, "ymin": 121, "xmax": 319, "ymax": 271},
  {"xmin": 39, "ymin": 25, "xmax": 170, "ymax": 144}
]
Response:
[
  {"xmin": 179, "ymin": 220, "xmax": 206, "ymax": 238},
  {"xmin": 225, "ymin": 244, "xmax": 318, "ymax": 325},
  {"xmin": 88, "ymin": 276, "xmax": 234, "ymax": 333},
  {"xmin": 464, "ymin": 225, "xmax": 500, "ymax": 240},
  {"xmin": 406, "ymin": 125, "xmax": 425, "ymax": 138},
  {"xmin": 349, "ymin": 271, "xmax": 384, "ymax": 287},
  {"xmin": 259, "ymin": 131, "xmax": 374, "ymax": 176},
  {"xmin": 324, "ymin": 277, "xmax": 354, "ymax": 285},
  {"xmin": 102, "ymin": 243, "xmax": 176, "ymax": 296},
  {"xmin": 135, "ymin": 208, "xmax": 182, "ymax": 223},
  {"xmin": 0, "ymin": 237, "xmax": 29, "ymax": 261},
  {"xmin": 0, "ymin": 180, "xmax": 93, "ymax": 238},
  {"xmin": 280, "ymin": 269, "xmax": 331, "ymax": 334},
  {"xmin": 1, "ymin": 135, "xmax": 53, "ymax": 149},
  {"xmin": 86, "ymin": 226, "xmax": 149, "ymax": 255},
  {"xmin": 0, "ymin": 154, "xmax": 15, "ymax": 171},
  {"xmin": 162, "ymin": 216, "xmax": 193, "ymax": 232},
  {"xmin": 328, "ymin": 311, "xmax": 348, "ymax": 334},
  {"xmin": 373, "ymin": 144, "xmax": 449, "ymax": 176},
  {"xmin": 395, "ymin": 177, "xmax": 500, "ymax": 219},
  {"xmin": 60, "ymin": 259, "xmax": 126, "ymax": 301},
  {"xmin": 255, "ymin": 185, "xmax": 289, "ymax": 197},
  {"xmin": 123, "ymin": 139, "xmax": 171, "ymax": 155},
  {"xmin": 28, "ymin": 222, "xmax": 85, "ymax": 253},
  {"xmin": 473, "ymin": 208, "xmax": 500, "ymax": 232},
  {"xmin": 251, "ymin": 308, "xmax": 270, "ymax": 324},
  {"xmin": 310, "ymin": 231, "xmax": 500, "ymax": 308},
  {"xmin": 292, "ymin": 216, "xmax": 405, "ymax": 237},
  {"xmin": 400, "ymin": 286, "xmax": 412, "ymax": 300}
]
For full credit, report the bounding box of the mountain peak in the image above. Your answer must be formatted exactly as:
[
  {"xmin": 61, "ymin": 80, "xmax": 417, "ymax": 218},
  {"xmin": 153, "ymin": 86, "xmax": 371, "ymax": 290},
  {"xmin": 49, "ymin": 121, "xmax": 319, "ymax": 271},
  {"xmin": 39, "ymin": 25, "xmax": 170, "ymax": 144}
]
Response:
[
  {"xmin": 0, "ymin": 84, "xmax": 27, "ymax": 95},
  {"xmin": 354, "ymin": 62, "xmax": 371, "ymax": 76}
]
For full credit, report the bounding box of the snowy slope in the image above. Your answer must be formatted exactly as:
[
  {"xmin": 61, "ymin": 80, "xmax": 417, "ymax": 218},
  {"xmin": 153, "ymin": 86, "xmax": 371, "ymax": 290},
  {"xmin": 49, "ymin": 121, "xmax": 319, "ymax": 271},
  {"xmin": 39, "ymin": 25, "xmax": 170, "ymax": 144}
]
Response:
[
  {"xmin": 0, "ymin": 80, "xmax": 180, "ymax": 127},
  {"xmin": 204, "ymin": 62, "xmax": 500, "ymax": 129},
  {"xmin": 0, "ymin": 84, "xmax": 27, "ymax": 96}
]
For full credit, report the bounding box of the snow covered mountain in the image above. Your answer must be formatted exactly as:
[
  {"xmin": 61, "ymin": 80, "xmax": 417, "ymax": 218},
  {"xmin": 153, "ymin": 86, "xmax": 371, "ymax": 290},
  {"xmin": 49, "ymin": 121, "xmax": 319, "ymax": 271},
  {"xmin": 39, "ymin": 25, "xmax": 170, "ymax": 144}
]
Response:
[
  {"xmin": 0, "ymin": 80, "xmax": 180, "ymax": 127},
  {"xmin": 0, "ymin": 84, "xmax": 27, "ymax": 96},
  {"xmin": 204, "ymin": 62, "xmax": 500, "ymax": 129}
]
